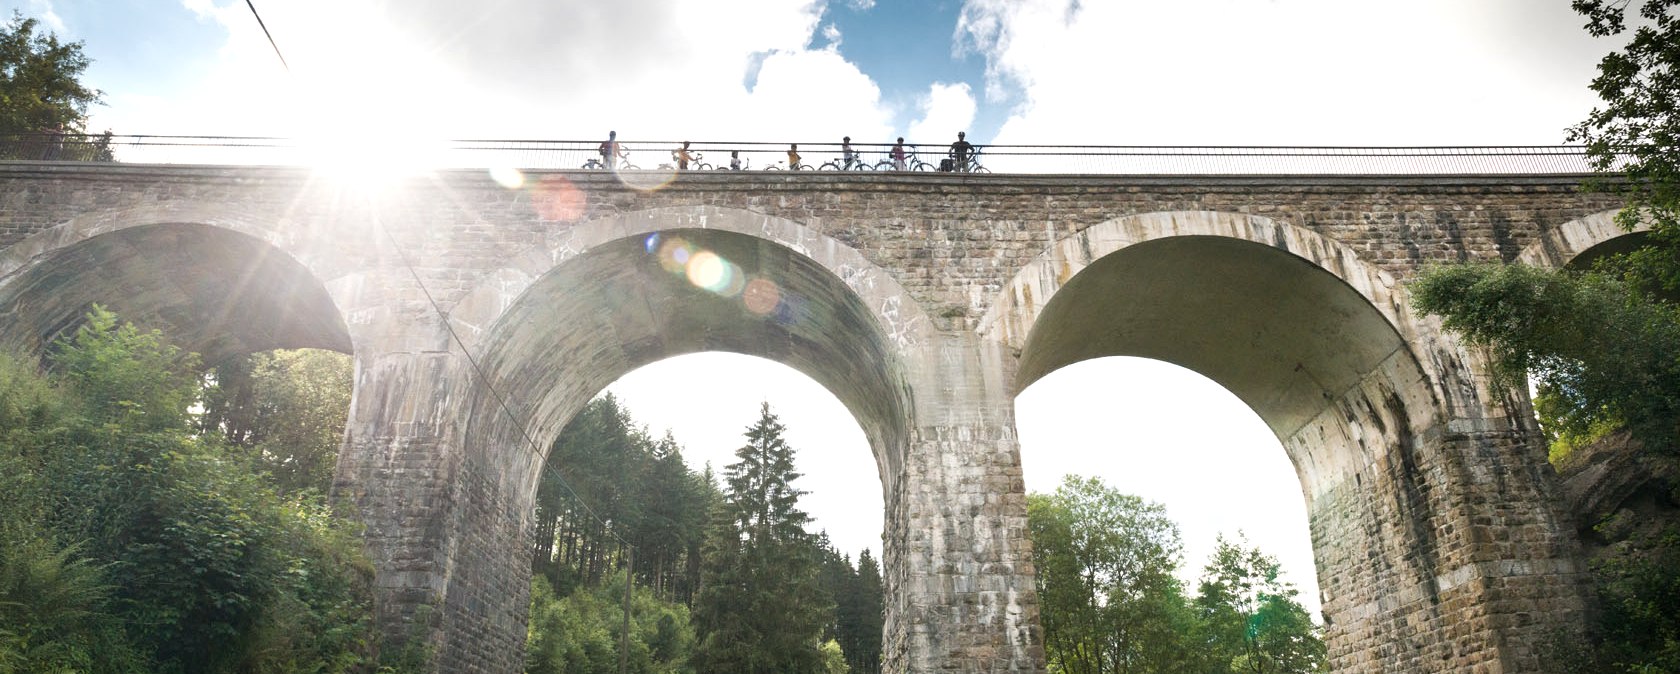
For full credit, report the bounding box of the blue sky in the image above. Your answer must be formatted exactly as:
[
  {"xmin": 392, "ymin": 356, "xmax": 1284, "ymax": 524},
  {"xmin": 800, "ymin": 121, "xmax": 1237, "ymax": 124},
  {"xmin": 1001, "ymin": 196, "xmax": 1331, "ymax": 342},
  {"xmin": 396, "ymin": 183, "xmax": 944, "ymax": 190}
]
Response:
[{"xmin": 4, "ymin": 0, "xmax": 1631, "ymax": 619}]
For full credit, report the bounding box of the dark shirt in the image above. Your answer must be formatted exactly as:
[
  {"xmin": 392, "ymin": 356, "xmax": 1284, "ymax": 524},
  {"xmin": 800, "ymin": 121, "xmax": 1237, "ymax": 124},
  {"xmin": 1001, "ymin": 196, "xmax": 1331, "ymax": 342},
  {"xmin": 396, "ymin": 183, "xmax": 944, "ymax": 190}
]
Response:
[{"xmin": 950, "ymin": 140, "xmax": 973, "ymax": 163}]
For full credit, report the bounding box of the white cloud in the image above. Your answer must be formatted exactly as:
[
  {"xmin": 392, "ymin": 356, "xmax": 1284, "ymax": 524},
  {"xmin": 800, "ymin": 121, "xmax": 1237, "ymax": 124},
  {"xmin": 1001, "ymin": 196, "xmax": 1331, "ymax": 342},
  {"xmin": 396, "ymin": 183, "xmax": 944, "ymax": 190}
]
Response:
[
  {"xmin": 958, "ymin": 0, "xmax": 1609, "ymax": 146},
  {"xmin": 905, "ymin": 82, "xmax": 976, "ymax": 146},
  {"xmin": 822, "ymin": 22, "xmax": 841, "ymax": 48},
  {"xmin": 93, "ymin": 0, "xmax": 894, "ymax": 150},
  {"xmin": 27, "ymin": 0, "xmax": 65, "ymax": 33},
  {"xmin": 848, "ymin": 0, "xmax": 875, "ymax": 10}
]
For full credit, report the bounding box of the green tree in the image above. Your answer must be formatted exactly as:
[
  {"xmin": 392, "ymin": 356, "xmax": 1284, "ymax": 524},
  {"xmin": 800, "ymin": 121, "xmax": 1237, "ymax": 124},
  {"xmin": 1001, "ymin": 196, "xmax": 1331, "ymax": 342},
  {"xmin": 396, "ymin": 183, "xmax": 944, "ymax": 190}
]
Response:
[
  {"xmin": 1570, "ymin": 0, "xmax": 1680, "ymax": 298},
  {"xmin": 1029, "ymin": 475, "xmax": 1196, "ymax": 674},
  {"xmin": 1411, "ymin": 263, "xmax": 1680, "ymax": 455},
  {"xmin": 850, "ymin": 549, "xmax": 884, "ymax": 674},
  {"xmin": 1412, "ymin": 2, "xmax": 1680, "ymax": 460},
  {"xmin": 525, "ymin": 571, "xmax": 695, "ymax": 674},
  {"xmin": 200, "ymin": 349, "xmax": 354, "ymax": 495},
  {"xmin": 818, "ymin": 638, "xmax": 850, "ymax": 674},
  {"xmin": 0, "ymin": 309, "xmax": 380, "ymax": 673},
  {"xmin": 0, "ymin": 11, "xmax": 111, "ymax": 160},
  {"xmin": 692, "ymin": 403, "xmax": 831, "ymax": 674},
  {"xmin": 1193, "ymin": 535, "xmax": 1325, "ymax": 674}
]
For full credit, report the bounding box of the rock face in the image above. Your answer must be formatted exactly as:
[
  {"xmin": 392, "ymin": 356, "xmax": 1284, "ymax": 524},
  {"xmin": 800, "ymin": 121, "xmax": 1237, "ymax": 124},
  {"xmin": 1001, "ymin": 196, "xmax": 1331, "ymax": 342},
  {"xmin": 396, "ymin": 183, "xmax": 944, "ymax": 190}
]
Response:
[
  {"xmin": 1557, "ymin": 432, "xmax": 1680, "ymax": 563},
  {"xmin": 0, "ymin": 163, "xmax": 1632, "ymax": 673}
]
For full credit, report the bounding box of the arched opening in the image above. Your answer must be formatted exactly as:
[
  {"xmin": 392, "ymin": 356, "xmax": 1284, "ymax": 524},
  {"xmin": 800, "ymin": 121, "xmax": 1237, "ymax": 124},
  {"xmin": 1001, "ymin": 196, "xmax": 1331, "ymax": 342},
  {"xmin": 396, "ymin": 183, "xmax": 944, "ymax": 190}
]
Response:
[
  {"xmin": 986, "ymin": 212, "xmax": 1453, "ymax": 669},
  {"xmin": 1015, "ymin": 356, "xmax": 1320, "ymax": 618},
  {"xmin": 450, "ymin": 224, "xmax": 913, "ymax": 669},
  {"xmin": 605, "ymin": 352, "xmax": 883, "ymax": 562},
  {"xmin": 0, "ymin": 222, "xmax": 352, "ymax": 363},
  {"xmin": 521, "ymin": 352, "xmax": 886, "ymax": 672}
]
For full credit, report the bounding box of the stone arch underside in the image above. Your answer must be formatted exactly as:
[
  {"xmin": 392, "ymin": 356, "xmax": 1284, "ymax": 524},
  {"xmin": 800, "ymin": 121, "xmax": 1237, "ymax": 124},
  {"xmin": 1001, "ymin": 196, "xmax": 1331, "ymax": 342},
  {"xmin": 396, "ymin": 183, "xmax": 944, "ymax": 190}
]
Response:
[
  {"xmin": 429, "ymin": 220, "xmax": 917, "ymax": 673},
  {"xmin": 984, "ymin": 211, "xmax": 1586, "ymax": 671},
  {"xmin": 0, "ymin": 220, "xmax": 352, "ymax": 363},
  {"xmin": 1518, "ymin": 208, "xmax": 1645, "ymax": 269}
]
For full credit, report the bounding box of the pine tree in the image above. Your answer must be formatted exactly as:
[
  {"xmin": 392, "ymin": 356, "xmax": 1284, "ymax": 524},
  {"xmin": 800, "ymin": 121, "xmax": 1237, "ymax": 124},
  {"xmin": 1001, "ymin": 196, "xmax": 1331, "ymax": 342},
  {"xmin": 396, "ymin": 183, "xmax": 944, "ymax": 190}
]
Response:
[
  {"xmin": 693, "ymin": 403, "xmax": 831, "ymax": 674},
  {"xmin": 852, "ymin": 549, "xmax": 885, "ymax": 674}
]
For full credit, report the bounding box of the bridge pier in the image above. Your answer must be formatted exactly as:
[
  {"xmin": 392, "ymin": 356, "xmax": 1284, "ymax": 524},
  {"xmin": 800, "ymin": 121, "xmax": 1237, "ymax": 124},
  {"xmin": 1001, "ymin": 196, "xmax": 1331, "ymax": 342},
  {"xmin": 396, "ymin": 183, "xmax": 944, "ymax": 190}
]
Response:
[{"xmin": 885, "ymin": 335, "xmax": 1045, "ymax": 673}]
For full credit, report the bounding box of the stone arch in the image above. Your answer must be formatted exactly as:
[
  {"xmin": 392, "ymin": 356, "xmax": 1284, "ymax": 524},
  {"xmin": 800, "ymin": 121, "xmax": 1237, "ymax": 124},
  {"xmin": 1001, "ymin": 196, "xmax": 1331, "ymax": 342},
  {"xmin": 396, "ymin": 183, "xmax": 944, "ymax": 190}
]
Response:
[
  {"xmin": 1518, "ymin": 207, "xmax": 1647, "ymax": 270},
  {"xmin": 427, "ymin": 208, "xmax": 923, "ymax": 672},
  {"xmin": 0, "ymin": 203, "xmax": 354, "ymax": 363},
  {"xmin": 447, "ymin": 205, "xmax": 933, "ymax": 355},
  {"xmin": 979, "ymin": 210, "xmax": 1511, "ymax": 670},
  {"xmin": 980, "ymin": 210, "xmax": 1437, "ymax": 450},
  {"xmin": 462, "ymin": 212, "xmax": 916, "ymax": 489}
]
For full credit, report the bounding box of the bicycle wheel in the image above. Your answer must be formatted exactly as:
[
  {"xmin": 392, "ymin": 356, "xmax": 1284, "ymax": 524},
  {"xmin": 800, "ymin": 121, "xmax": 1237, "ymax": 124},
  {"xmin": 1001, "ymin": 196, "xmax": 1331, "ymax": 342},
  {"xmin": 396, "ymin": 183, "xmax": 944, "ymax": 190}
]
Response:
[
  {"xmin": 971, "ymin": 165, "xmax": 991, "ymax": 174},
  {"xmin": 818, "ymin": 161, "xmax": 841, "ymax": 171}
]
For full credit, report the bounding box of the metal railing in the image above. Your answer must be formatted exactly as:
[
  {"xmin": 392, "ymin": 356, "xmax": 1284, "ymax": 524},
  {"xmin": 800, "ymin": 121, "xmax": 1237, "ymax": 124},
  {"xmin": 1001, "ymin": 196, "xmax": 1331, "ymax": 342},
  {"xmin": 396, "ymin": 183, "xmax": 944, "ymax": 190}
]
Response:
[{"xmin": 0, "ymin": 133, "xmax": 1614, "ymax": 175}]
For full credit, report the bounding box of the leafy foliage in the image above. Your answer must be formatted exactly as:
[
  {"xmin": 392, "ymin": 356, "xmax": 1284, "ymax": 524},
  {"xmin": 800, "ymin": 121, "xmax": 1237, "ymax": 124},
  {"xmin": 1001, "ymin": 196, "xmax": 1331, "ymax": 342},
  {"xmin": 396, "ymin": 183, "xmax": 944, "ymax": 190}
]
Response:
[
  {"xmin": 0, "ymin": 11, "xmax": 111, "ymax": 160},
  {"xmin": 1411, "ymin": 263, "xmax": 1680, "ymax": 454},
  {"xmin": 1029, "ymin": 475, "xmax": 1197, "ymax": 674},
  {"xmin": 1570, "ymin": 0, "xmax": 1680, "ymax": 298},
  {"xmin": 526, "ymin": 572, "xmax": 695, "ymax": 674},
  {"xmin": 0, "ymin": 309, "xmax": 380, "ymax": 673},
  {"xmin": 1193, "ymin": 535, "xmax": 1326, "ymax": 674},
  {"xmin": 1027, "ymin": 476, "xmax": 1323, "ymax": 673},
  {"xmin": 200, "ymin": 349, "xmax": 354, "ymax": 496}
]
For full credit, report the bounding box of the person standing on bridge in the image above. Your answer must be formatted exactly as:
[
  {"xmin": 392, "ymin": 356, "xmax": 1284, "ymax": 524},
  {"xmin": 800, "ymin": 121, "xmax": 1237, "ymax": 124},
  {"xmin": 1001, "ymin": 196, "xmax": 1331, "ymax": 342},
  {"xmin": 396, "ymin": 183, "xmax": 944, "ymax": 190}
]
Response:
[
  {"xmin": 891, "ymin": 137, "xmax": 906, "ymax": 171},
  {"xmin": 598, "ymin": 131, "xmax": 619, "ymax": 170},
  {"xmin": 841, "ymin": 136, "xmax": 857, "ymax": 170},
  {"xmin": 787, "ymin": 143, "xmax": 802, "ymax": 170},
  {"xmin": 675, "ymin": 141, "xmax": 694, "ymax": 171},
  {"xmin": 729, "ymin": 150, "xmax": 742, "ymax": 171},
  {"xmin": 947, "ymin": 131, "xmax": 973, "ymax": 173}
]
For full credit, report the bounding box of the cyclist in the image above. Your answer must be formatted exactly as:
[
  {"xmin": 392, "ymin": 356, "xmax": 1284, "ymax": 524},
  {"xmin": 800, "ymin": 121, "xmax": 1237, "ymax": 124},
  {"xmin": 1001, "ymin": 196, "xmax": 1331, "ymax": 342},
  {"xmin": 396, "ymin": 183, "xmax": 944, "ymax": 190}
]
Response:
[
  {"xmin": 788, "ymin": 143, "xmax": 802, "ymax": 170},
  {"xmin": 891, "ymin": 137, "xmax": 907, "ymax": 171},
  {"xmin": 729, "ymin": 150, "xmax": 742, "ymax": 171},
  {"xmin": 948, "ymin": 131, "xmax": 974, "ymax": 173},
  {"xmin": 841, "ymin": 136, "xmax": 857, "ymax": 170},
  {"xmin": 598, "ymin": 131, "xmax": 619, "ymax": 170}
]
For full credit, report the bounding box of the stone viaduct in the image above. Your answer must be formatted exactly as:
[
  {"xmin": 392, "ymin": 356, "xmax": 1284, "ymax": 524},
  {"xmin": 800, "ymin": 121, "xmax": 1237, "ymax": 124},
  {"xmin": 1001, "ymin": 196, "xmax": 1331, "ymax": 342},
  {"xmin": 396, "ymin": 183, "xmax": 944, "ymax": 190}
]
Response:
[{"xmin": 0, "ymin": 162, "xmax": 1632, "ymax": 672}]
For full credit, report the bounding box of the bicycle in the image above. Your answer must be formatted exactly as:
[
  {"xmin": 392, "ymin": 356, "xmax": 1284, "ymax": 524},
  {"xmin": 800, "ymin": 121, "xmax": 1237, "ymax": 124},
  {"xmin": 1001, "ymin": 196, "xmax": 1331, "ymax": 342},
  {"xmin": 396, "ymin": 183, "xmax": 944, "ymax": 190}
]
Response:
[
  {"xmin": 581, "ymin": 150, "xmax": 640, "ymax": 171},
  {"xmin": 661, "ymin": 149, "xmax": 714, "ymax": 171},
  {"xmin": 819, "ymin": 153, "xmax": 873, "ymax": 171},
  {"xmin": 907, "ymin": 148, "xmax": 939, "ymax": 172},
  {"xmin": 942, "ymin": 147, "xmax": 990, "ymax": 173}
]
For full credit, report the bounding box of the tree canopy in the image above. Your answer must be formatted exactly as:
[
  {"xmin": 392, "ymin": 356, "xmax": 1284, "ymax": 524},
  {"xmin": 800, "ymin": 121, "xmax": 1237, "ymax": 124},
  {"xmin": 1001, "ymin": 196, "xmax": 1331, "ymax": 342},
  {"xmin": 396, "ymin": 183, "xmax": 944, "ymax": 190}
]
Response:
[
  {"xmin": 0, "ymin": 307, "xmax": 381, "ymax": 673},
  {"xmin": 1027, "ymin": 475, "xmax": 1323, "ymax": 674}
]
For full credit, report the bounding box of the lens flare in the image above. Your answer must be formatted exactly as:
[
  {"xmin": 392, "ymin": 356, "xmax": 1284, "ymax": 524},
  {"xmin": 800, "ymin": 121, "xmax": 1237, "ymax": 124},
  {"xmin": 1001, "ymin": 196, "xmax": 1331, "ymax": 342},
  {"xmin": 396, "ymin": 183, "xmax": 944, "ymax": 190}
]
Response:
[
  {"xmin": 615, "ymin": 164, "xmax": 678, "ymax": 192},
  {"xmin": 743, "ymin": 277, "xmax": 781, "ymax": 315},
  {"xmin": 490, "ymin": 167, "xmax": 524, "ymax": 189},
  {"xmin": 533, "ymin": 176, "xmax": 586, "ymax": 222},
  {"xmin": 686, "ymin": 251, "xmax": 732, "ymax": 292},
  {"xmin": 657, "ymin": 237, "xmax": 695, "ymax": 274}
]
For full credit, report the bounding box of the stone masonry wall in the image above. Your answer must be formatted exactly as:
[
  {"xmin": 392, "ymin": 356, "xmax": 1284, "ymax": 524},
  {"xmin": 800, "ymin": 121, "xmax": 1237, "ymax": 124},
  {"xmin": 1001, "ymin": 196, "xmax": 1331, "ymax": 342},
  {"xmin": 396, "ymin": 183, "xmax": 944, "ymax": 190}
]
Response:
[{"xmin": 0, "ymin": 163, "xmax": 1624, "ymax": 673}]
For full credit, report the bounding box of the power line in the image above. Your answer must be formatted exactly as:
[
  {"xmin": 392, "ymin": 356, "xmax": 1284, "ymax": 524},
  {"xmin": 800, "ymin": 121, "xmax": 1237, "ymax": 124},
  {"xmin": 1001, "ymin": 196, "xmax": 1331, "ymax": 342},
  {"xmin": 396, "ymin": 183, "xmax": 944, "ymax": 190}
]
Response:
[
  {"xmin": 243, "ymin": 0, "xmax": 635, "ymax": 557},
  {"xmin": 370, "ymin": 211, "xmax": 629, "ymax": 546},
  {"xmin": 243, "ymin": 0, "xmax": 291, "ymax": 72}
]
